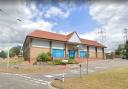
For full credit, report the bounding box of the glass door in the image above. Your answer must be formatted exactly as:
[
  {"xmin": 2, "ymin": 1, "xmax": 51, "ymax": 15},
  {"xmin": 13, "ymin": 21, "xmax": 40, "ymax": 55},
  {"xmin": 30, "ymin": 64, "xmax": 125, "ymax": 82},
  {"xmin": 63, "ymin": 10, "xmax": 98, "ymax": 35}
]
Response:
[{"xmin": 68, "ymin": 50, "xmax": 76, "ymax": 58}]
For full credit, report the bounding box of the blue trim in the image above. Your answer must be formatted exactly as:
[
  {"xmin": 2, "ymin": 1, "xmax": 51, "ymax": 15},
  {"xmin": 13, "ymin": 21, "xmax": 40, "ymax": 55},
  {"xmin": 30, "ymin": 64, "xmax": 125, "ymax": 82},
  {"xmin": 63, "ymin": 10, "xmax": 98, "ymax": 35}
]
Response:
[{"xmin": 52, "ymin": 49, "xmax": 64, "ymax": 58}]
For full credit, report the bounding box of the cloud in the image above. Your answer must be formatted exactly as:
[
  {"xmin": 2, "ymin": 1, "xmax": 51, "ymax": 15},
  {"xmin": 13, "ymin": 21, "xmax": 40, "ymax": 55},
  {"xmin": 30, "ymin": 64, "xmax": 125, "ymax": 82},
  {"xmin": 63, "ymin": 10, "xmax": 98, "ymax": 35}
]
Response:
[
  {"xmin": 81, "ymin": 2, "xmax": 128, "ymax": 52},
  {"xmin": 45, "ymin": 6, "xmax": 70, "ymax": 18},
  {"xmin": 0, "ymin": 1, "xmax": 55, "ymax": 50},
  {"xmin": 21, "ymin": 20, "xmax": 56, "ymax": 31}
]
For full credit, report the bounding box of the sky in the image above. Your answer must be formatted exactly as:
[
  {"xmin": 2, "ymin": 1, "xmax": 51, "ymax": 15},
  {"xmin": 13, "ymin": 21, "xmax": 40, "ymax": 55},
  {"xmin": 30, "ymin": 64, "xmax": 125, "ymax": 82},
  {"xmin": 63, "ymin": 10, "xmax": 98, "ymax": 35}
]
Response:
[{"xmin": 0, "ymin": 0, "xmax": 128, "ymax": 52}]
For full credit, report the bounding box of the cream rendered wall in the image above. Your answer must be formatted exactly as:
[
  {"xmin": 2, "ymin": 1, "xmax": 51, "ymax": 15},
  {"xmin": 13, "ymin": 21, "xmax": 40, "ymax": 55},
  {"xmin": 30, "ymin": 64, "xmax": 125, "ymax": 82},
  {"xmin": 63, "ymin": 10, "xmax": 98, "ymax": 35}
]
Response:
[
  {"xmin": 79, "ymin": 45, "xmax": 87, "ymax": 51},
  {"xmin": 97, "ymin": 47, "xmax": 102, "ymax": 52},
  {"xmin": 52, "ymin": 41, "xmax": 64, "ymax": 49},
  {"xmin": 31, "ymin": 38, "xmax": 50, "ymax": 48},
  {"xmin": 68, "ymin": 33, "xmax": 81, "ymax": 43}
]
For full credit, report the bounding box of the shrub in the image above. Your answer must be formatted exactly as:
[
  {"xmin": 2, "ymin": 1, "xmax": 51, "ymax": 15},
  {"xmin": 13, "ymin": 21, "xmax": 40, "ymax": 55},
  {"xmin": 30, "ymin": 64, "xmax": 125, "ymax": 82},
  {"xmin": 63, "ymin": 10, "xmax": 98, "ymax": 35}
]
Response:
[
  {"xmin": 68, "ymin": 57, "xmax": 75, "ymax": 60},
  {"xmin": 47, "ymin": 52, "xmax": 52, "ymax": 61},
  {"xmin": 53, "ymin": 60, "xmax": 62, "ymax": 65},
  {"xmin": 37, "ymin": 52, "xmax": 49, "ymax": 62},
  {"xmin": 68, "ymin": 59, "xmax": 79, "ymax": 64},
  {"xmin": 47, "ymin": 61, "xmax": 53, "ymax": 65}
]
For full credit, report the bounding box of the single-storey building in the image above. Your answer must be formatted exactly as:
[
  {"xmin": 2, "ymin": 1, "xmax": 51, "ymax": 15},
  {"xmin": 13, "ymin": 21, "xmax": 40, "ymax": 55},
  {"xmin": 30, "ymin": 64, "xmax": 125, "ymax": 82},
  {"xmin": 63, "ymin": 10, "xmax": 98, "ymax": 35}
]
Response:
[{"xmin": 23, "ymin": 30, "xmax": 106, "ymax": 63}]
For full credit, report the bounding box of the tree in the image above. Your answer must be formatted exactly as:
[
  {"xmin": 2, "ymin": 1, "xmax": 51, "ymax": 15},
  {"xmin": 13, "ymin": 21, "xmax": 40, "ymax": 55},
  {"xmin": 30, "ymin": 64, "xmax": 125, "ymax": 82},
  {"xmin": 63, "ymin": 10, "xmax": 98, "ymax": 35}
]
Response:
[
  {"xmin": 9, "ymin": 46, "xmax": 22, "ymax": 57},
  {"xmin": 115, "ymin": 45, "xmax": 122, "ymax": 55},
  {"xmin": 124, "ymin": 41, "xmax": 128, "ymax": 58},
  {"xmin": 0, "ymin": 50, "xmax": 7, "ymax": 59}
]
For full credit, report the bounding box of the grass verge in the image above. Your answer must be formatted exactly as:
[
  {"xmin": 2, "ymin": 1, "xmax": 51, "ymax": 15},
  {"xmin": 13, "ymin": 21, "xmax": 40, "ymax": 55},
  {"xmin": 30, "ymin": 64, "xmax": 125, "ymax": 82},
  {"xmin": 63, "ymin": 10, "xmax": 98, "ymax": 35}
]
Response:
[
  {"xmin": 0, "ymin": 65, "xmax": 62, "ymax": 74},
  {"xmin": 52, "ymin": 66, "xmax": 128, "ymax": 89}
]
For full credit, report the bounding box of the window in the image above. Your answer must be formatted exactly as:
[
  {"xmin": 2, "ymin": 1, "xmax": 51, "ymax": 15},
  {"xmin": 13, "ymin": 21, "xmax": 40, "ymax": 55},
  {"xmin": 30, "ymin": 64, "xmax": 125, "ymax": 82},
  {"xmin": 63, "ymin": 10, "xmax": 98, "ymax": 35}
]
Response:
[
  {"xmin": 80, "ymin": 51, "xmax": 88, "ymax": 58},
  {"xmin": 52, "ymin": 49, "xmax": 64, "ymax": 58}
]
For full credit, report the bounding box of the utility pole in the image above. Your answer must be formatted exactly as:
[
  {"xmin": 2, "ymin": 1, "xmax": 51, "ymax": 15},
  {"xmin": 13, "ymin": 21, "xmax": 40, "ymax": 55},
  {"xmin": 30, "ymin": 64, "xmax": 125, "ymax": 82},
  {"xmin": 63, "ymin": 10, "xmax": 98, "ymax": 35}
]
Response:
[
  {"xmin": 97, "ymin": 28, "xmax": 106, "ymax": 44},
  {"xmin": 123, "ymin": 28, "xmax": 128, "ymax": 44}
]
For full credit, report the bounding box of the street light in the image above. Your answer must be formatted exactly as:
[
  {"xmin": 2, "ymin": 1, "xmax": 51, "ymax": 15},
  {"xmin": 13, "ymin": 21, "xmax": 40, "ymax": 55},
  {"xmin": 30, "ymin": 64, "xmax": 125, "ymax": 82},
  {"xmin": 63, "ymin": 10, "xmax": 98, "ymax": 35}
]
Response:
[{"xmin": 0, "ymin": 9, "xmax": 22, "ymax": 71}]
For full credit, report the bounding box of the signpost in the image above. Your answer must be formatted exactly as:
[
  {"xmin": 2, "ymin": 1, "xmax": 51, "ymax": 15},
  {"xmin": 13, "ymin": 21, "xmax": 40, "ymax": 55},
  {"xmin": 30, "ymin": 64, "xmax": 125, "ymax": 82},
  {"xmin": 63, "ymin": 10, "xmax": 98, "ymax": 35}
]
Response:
[
  {"xmin": 80, "ymin": 64, "xmax": 82, "ymax": 77},
  {"xmin": 61, "ymin": 59, "xmax": 68, "ymax": 89},
  {"xmin": 86, "ymin": 53, "xmax": 89, "ymax": 75}
]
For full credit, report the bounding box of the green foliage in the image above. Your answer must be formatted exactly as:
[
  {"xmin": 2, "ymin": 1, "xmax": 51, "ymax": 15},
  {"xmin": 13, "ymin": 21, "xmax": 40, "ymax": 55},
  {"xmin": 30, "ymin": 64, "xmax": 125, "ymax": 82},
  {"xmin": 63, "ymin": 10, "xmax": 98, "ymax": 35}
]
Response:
[
  {"xmin": 47, "ymin": 52, "xmax": 52, "ymax": 61},
  {"xmin": 9, "ymin": 46, "xmax": 22, "ymax": 57},
  {"xmin": 37, "ymin": 52, "xmax": 49, "ymax": 62},
  {"xmin": 0, "ymin": 50, "xmax": 7, "ymax": 59},
  {"xmin": 115, "ymin": 45, "xmax": 122, "ymax": 55},
  {"xmin": 47, "ymin": 61, "xmax": 53, "ymax": 65},
  {"xmin": 115, "ymin": 41, "xmax": 128, "ymax": 58},
  {"xmin": 125, "ymin": 41, "xmax": 128, "ymax": 58},
  {"xmin": 68, "ymin": 59, "xmax": 79, "ymax": 64},
  {"xmin": 68, "ymin": 57, "xmax": 75, "ymax": 60},
  {"xmin": 53, "ymin": 60, "xmax": 62, "ymax": 65}
]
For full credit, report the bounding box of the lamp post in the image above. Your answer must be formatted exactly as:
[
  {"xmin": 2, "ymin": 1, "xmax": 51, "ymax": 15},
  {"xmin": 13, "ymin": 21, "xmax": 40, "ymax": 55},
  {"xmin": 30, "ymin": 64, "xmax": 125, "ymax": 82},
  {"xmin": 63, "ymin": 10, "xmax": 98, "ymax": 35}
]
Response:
[
  {"xmin": 61, "ymin": 60, "xmax": 68, "ymax": 89},
  {"xmin": 0, "ymin": 9, "xmax": 22, "ymax": 71},
  {"xmin": 77, "ymin": 44, "xmax": 83, "ymax": 77},
  {"xmin": 7, "ymin": 46, "xmax": 9, "ymax": 71},
  {"xmin": 86, "ymin": 53, "xmax": 89, "ymax": 75}
]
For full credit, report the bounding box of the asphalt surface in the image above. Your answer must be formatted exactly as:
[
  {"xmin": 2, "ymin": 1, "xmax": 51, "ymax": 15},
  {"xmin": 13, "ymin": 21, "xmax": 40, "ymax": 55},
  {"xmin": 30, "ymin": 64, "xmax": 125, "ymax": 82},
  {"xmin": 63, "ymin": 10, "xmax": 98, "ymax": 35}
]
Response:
[
  {"xmin": 0, "ymin": 59, "xmax": 128, "ymax": 89},
  {"xmin": 0, "ymin": 73, "xmax": 51, "ymax": 89}
]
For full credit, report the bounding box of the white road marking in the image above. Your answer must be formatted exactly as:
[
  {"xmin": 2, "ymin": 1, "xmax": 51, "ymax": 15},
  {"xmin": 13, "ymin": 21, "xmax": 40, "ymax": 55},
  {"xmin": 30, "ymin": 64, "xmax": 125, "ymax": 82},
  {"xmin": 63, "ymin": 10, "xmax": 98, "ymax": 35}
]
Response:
[
  {"xmin": 95, "ymin": 67, "xmax": 106, "ymax": 69},
  {"xmin": 51, "ymin": 74, "xmax": 62, "ymax": 76},
  {"xmin": 48, "ymin": 81, "xmax": 56, "ymax": 89},
  {"xmin": 70, "ymin": 70, "xmax": 79, "ymax": 74},
  {"xmin": 44, "ymin": 75, "xmax": 53, "ymax": 78},
  {"xmin": 83, "ymin": 69, "xmax": 95, "ymax": 72}
]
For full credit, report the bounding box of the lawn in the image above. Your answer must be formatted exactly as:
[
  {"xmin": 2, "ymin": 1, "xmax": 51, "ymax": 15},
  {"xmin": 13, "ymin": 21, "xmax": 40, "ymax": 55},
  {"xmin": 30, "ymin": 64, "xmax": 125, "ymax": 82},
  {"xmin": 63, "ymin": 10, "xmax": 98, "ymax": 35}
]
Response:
[
  {"xmin": 52, "ymin": 66, "xmax": 128, "ymax": 89},
  {"xmin": 0, "ymin": 65, "xmax": 62, "ymax": 74},
  {"xmin": 0, "ymin": 59, "xmax": 65, "ymax": 74}
]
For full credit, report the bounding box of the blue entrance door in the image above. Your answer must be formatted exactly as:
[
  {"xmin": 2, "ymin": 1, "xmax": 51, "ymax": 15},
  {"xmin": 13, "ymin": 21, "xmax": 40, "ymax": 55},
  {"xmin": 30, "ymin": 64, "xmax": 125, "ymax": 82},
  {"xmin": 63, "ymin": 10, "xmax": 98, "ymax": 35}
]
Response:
[{"xmin": 68, "ymin": 50, "xmax": 76, "ymax": 58}]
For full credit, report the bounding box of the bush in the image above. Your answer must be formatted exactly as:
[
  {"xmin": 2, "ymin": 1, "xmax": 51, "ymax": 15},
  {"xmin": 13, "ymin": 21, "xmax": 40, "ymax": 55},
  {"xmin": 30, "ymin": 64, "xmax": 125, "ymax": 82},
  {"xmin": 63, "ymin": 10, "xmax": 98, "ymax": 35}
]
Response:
[
  {"xmin": 53, "ymin": 60, "xmax": 62, "ymax": 65},
  {"xmin": 68, "ymin": 57, "xmax": 75, "ymax": 60},
  {"xmin": 47, "ymin": 52, "xmax": 52, "ymax": 61},
  {"xmin": 68, "ymin": 59, "xmax": 79, "ymax": 64},
  {"xmin": 47, "ymin": 61, "xmax": 53, "ymax": 65},
  {"xmin": 37, "ymin": 52, "xmax": 49, "ymax": 62}
]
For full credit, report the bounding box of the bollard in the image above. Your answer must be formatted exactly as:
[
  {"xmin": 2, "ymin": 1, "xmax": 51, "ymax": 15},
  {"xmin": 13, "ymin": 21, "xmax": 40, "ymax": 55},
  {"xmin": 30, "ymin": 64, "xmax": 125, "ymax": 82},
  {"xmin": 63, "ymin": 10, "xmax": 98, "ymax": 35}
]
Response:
[
  {"xmin": 62, "ymin": 71, "xmax": 64, "ymax": 82},
  {"xmin": 87, "ymin": 57, "xmax": 88, "ymax": 75},
  {"xmin": 62, "ymin": 71, "xmax": 65, "ymax": 89},
  {"xmin": 80, "ymin": 64, "xmax": 82, "ymax": 77}
]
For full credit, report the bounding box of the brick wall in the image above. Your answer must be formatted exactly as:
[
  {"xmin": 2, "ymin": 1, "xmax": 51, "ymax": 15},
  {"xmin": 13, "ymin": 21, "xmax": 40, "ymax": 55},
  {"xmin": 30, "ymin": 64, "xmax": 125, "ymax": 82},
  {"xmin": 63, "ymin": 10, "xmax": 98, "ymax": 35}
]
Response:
[
  {"xmin": 89, "ymin": 51, "xmax": 96, "ymax": 59},
  {"xmin": 29, "ymin": 47, "xmax": 50, "ymax": 63},
  {"xmin": 97, "ymin": 52, "xmax": 103, "ymax": 59}
]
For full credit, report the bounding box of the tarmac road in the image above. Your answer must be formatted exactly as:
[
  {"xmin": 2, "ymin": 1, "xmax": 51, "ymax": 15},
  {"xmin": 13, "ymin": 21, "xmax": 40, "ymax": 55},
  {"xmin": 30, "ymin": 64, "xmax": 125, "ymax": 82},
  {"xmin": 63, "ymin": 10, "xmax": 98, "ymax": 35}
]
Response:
[{"xmin": 0, "ymin": 73, "xmax": 51, "ymax": 89}]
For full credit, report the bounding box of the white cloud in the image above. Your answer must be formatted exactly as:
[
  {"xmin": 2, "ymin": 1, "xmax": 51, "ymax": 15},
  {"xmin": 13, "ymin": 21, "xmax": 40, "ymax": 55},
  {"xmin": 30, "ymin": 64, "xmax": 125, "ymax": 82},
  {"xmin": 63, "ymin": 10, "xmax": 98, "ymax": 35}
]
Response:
[
  {"xmin": 0, "ymin": 1, "xmax": 55, "ymax": 50},
  {"xmin": 45, "ymin": 6, "xmax": 70, "ymax": 18},
  {"xmin": 82, "ymin": 2, "xmax": 128, "ymax": 52},
  {"xmin": 21, "ymin": 20, "xmax": 55, "ymax": 31},
  {"xmin": 80, "ymin": 30, "xmax": 98, "ymax": 40}
]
